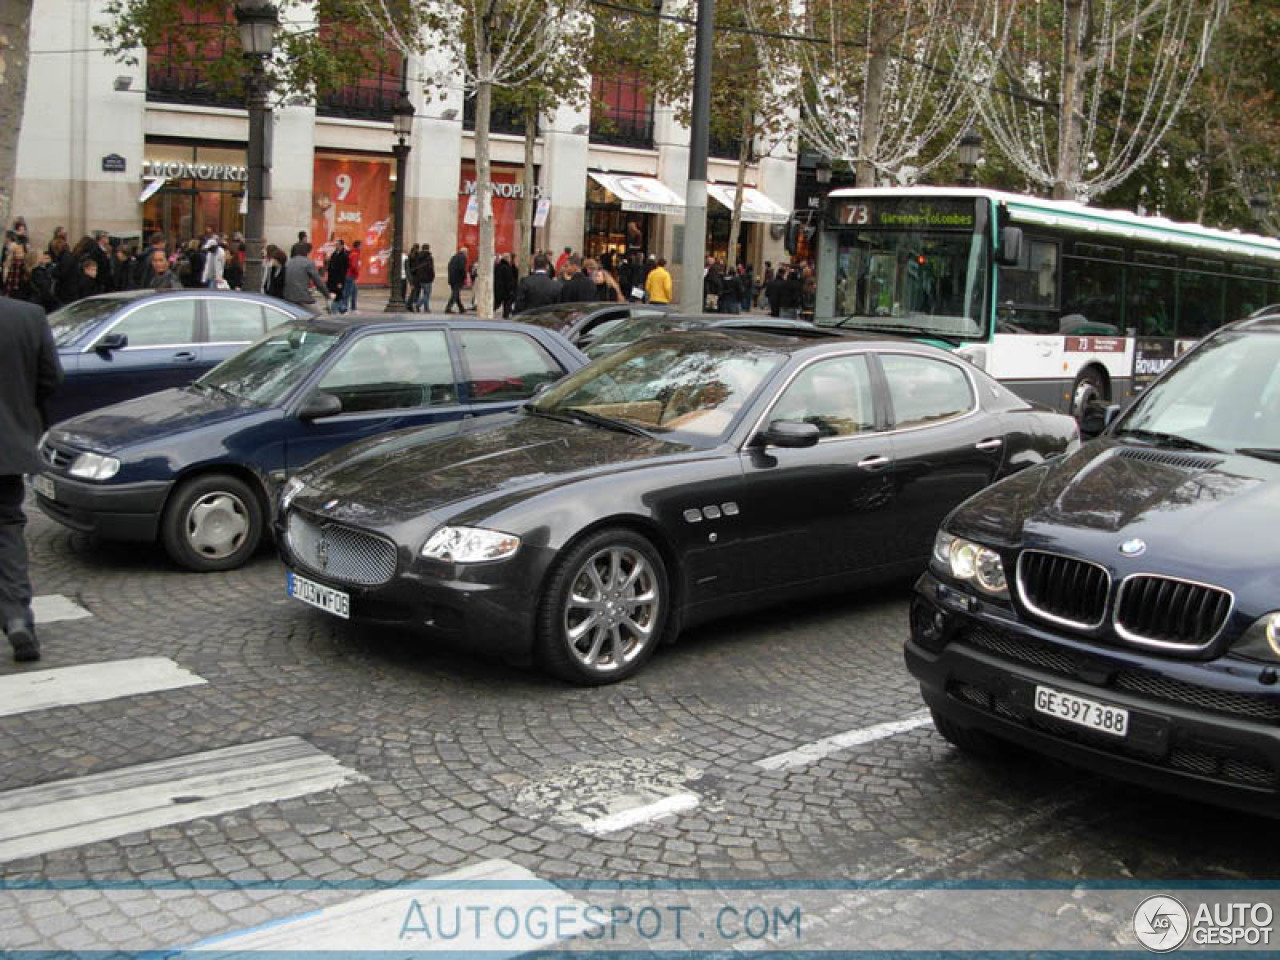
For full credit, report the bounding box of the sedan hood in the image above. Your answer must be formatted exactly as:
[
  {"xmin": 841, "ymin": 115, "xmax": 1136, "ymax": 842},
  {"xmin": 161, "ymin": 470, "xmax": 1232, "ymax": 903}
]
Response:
[
  {"xmin": 51, "ymin": 386, "xmax": 258, "ymax": 453},
  {"xmin": 298, "ymin": 412, "xmax": 689, "ymax": 524},
  {"xmin": 950, "ymin": 439, "xmax": 1280, "ymax": 570}
]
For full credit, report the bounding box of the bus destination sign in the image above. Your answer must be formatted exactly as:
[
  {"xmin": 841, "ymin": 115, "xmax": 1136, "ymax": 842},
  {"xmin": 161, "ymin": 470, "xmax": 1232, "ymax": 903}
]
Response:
[{"xmin": 830, "ymin": 198, "xmax": 977, "ymax": 231}]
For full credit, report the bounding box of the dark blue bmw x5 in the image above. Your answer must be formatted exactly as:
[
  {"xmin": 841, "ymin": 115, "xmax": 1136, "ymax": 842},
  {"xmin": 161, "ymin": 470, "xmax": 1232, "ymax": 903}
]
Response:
[
  {"xmin": 907, "ymin": 310, "xmax": 1280, "ymax": 815},
  {"xmin": 33, "ymin": 315, "xmax": 586, "ymax": 571}
]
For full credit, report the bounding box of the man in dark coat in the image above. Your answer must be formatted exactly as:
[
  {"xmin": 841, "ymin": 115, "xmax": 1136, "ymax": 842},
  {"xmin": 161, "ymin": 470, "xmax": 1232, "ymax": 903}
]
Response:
[
  {"xmin": 494, "ymin": 253, "xmax": 518, "ymax": 318},
  {"xmin": 325, "ymin": 240, "xmax": 349, "ymax": 313},
  {"xmin": 0, "ymin": 296, "xmax": 63, "ymax": 661},
  {"xmin": 445, "ymin": 246, "xmax": 469, "ymax": 313},
  {"xmin": 559, "ymin": 255, "xmax": 597, "ymax": 303},
  {"xmin": 514, "ymin": 255, "xmax": 561, "ymax": 312}
]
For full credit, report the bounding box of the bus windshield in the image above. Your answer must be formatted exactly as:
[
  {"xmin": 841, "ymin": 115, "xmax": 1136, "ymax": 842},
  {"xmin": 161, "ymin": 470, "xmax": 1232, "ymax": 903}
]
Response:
[{"xmin": 818, "ymin": 197, "xmax": 988, "ymax": 342}]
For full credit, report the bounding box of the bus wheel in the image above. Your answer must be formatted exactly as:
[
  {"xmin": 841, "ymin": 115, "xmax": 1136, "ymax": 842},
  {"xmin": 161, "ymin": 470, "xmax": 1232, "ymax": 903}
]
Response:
[{"xmin": 1071, "ymin": 369, "xmax": 1107, "ymax": 420}]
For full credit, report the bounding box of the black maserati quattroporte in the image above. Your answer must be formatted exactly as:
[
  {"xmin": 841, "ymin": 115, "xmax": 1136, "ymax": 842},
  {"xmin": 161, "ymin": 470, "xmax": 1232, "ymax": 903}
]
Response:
[
  {"xmin": 278, "ymin": 328, "xmax": 1077, "ymax": 683},
  {"xmin": 907, "ymin": 311, "xmax": 1280, "ymax": 814}
]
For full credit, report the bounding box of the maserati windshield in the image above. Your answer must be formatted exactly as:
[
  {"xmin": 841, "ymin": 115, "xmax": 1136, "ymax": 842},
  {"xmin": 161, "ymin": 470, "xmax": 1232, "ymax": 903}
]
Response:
[{"xmin": 534, "ymin": 335, "xmax": 784, "ymax": 444}]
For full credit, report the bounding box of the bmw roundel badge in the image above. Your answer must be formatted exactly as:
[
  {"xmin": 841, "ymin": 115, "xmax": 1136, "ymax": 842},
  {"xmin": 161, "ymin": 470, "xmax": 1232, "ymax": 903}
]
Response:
[
  {"xmin": 323, "ymin": 498, "xmax": 339, "ymax": 511},
  {"xmin": 1119, "ymin": 538, "xmax": 1146, "ymax": 557}
]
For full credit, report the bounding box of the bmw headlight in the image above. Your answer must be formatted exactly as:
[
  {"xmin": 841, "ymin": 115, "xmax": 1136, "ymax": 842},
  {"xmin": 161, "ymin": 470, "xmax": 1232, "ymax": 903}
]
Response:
[
  {"xmin": 68, "ymin": 452, "xmax": 121, "ymax": 481},
  {"xmin": 280, "ymin": 476, "xmax": 306, "ymax": 512},
  {"xmin": 421, "ymin": 526, "xmax": 521, "ymax": 563},
  {"xmin": 932, "ymin": 530, "xmax": 1008, "ymax": 597},
  {"xmin": 1232, "ymin": 612, "xmax": 1280, "ymax": 663}
]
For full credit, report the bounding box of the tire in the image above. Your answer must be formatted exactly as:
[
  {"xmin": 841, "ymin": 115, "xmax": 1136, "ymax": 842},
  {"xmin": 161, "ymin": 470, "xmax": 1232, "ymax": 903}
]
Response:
[
  {"xmin": 930, "ymin": 708, "xmax": 1011, "ymax": 758},
  {"xmin": 1070, "ymin": 368, "xmax": 1107, "ymax": 421},
  {"xmin": 536, "ymin": 528, "xmax": 670, "ymax": 685},
  {"xmin": 161, "ymin": 473, "xmax": 264, "ymax": 572}
]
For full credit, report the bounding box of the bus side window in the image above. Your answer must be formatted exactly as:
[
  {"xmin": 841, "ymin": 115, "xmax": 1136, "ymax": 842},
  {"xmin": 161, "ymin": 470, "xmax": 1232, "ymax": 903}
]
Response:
[
  {"xmin": 997, "ymin": 238, "xmax": 1060, "ymax": 332},
  {"xmin": 1062, "ymin": 255, "xmax": 1124, "ymax": 334},
  {"xmin": 1178, "ymin": 260, "xmax": 1225, "ymax": 339},
  {"xmin": 1127, "ymin": 257, "xmax": 1177, "ymax": 338}
]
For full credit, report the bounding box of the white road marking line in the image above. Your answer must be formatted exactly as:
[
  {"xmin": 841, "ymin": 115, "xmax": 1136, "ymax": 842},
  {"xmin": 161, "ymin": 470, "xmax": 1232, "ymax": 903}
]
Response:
[
  {"xmin": 31, "ymin": 594, "xmax": 92, "ymax": 624},
  {"xmin": 0, "ymin": 736, "xmax": 365, "ymax": 863},
  {"xmin": 185, "ymin": 859, "xmax": 594, "ymax": 954},
  {"xmin": 0, "ymin": 657, "xmax": 206, "ymax": 718},
  {"xmin": 755, "ymin": 710, "xmax": 935, "ymax": 772},
  {"xmin": 580, "ymin": 791, "xmax": 701, "ymax": 836}
]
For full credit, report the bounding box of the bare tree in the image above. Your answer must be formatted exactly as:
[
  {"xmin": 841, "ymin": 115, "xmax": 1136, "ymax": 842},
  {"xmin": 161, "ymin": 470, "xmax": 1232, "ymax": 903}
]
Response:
[
  {"xmin": 780, "ymin": 0, "xmax": 978, "ymax": 187},
  {"xmin": 967, "ymin": 0, "xmax": 1229, "ymax": 201},
  {"xmin": 0, "ymin": 0, "xmax": 33, "ymax": 229},
  {"xmin": 362, "ymin": 0, "xmax": 590, "ymax": 319}
]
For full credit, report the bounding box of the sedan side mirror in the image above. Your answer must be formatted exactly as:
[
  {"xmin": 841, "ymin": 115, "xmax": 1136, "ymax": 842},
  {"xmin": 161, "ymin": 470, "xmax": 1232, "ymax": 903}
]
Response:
[
  {"xmin": 297, "ymin": 391, "xmax": 343, "ymax": 421},
  {"xmin": 758, "ymin": 420, "xmax": 821, "ymax": 449},
  {"xmin": 94, "ymin": 333, "xmax": 128, "ymax": 352},
  {"xmin": 1080, "ymin": 402, "xmax": 1121, "ymax": 439}
]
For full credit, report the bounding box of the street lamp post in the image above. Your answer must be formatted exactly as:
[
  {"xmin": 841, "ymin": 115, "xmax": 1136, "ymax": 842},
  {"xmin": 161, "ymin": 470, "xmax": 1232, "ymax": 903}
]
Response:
[
  {"xmin": 235, "ymin": 1, "xmax": 279, "ymax": 295},
  {"xmin": 1249, "ymin": 192, "xmax": 1271, "ymax": 229},
  {"xmin": 384, "ymin": 87, "xmax": 416, "ymax": 313},
  {"xmin": 957, "ymin": 129, "xmax": 983, "ymax": 187}
]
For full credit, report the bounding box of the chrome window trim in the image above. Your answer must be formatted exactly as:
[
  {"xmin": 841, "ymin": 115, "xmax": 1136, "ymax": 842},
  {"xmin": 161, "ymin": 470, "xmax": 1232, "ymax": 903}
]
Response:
[
  {"xmin": 1014, "ymin": 549, "xmax": 1112, "ymax": 631},
  {"xmin": 80, "ymin": 296, "xmax": 202, "ymax": 354},
  {"xmin": 1112, "ymin": 572, "xmax": 1235, "ymax": 653},
  {"xmin": 874, "ymin": 349, "xmax": 980, "ymax": 434}
]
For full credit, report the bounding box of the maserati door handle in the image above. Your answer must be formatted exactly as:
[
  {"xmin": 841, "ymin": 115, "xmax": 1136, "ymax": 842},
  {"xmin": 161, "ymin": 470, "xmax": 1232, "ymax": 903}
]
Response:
[
  {"xmin": 857, "ymin": 455, "xmax": 891, "ymax": 472},
  {"xmin": 975, "ymin": 438, "xmax": 1003, "ymax": 452}
]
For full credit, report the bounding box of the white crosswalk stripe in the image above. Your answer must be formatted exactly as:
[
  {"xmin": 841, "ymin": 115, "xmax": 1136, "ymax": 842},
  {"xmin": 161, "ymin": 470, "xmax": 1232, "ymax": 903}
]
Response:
[
  {"xmin": 0, "ymin": 657, "xmax": 206, "ymax": 718},
  {"xmin": 0, "ymin": 736, "xmax": 366, "ymax": 863},
  {"xmin": 31, "ymin": 594, "xmax": 92, "ymax": 624},
  {"xmin": 755, "ymin": 710, "xmax": 935, "ymax": 771}
]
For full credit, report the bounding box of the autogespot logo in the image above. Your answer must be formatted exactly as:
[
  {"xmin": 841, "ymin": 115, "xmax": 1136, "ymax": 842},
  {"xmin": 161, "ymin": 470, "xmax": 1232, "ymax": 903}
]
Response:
[{"xmin": 1134, "ymin": 895, "xmax": 1190, "ymax": 953}]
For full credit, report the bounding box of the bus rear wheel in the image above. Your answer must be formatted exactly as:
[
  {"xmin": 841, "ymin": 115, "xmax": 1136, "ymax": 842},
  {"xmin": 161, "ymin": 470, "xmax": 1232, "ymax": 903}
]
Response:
[{"xmin": 1071, "ymin": 369, "xmax": 1107, "ymax": 421}]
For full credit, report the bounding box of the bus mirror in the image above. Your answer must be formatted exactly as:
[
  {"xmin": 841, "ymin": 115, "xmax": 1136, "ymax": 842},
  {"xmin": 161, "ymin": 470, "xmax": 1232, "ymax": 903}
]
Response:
[{"xmin": 997, "ymin": 226, "xmax": 1024, "ymax": 266}]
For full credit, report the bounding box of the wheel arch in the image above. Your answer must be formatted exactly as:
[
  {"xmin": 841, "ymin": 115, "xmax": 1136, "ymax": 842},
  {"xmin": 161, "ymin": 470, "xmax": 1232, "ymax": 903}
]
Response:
[
  {"xmin": 161, "ymin": 461, "xmax": 274, "ymax": 535},
  {"xmin": 1075, "ymin": 362, "xmax": 1112, "ymax": 399}
]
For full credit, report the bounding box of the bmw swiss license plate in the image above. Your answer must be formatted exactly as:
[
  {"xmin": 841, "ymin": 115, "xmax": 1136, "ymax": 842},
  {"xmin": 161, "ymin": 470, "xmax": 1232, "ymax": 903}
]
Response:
[
  {"xmin": 287, "ymin": 572, "xmax": 349, "ymax": 620},
  {"xmin": 31, "ymin": 474, "xmax": 55, "ymax": 500},
  {"xmin": 1034, "ymin": 684, "xmax": 1129, "ymax": 737}
]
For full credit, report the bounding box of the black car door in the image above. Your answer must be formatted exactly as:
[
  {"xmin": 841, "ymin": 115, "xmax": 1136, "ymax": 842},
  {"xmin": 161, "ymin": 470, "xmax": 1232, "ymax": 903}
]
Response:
[
  {"xmin": 77, "ymin": 296, "xmax": 201, "ymax": 407},
  {"xmin": 874, "ymin": 351, "xmax": 1007, "ymax": 564},
  {"xmin": 734, "ymin": 352, "xmax": 898, "ymax": 594}
]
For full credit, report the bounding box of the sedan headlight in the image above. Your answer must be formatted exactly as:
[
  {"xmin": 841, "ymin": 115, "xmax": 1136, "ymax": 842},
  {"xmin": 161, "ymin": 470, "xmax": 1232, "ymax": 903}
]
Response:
[
  {"xmin": 280, "ymin": 476, "xmax": 306, "ymax": 512},
  {"xmin": 1232, "ymin": 612, "xmax": 1280, "ymax": 663},
  {"xmin": 68, "ymin": 452, "xmax": 121, "ymax": 481},
  {"xmin": 421, "ymin": 526, "xmax": 521, "ymax": 563},
  {"xmin": 933, "ymin": 530, "xmax": 1008, "ymax": 597}
]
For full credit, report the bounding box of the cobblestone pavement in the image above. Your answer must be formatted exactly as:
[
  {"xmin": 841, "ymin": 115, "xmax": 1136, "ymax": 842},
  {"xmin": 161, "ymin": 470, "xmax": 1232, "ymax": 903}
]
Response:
[{"xmin": 3, "ymin": 498, "xmax": 1277, "ymax": 952}]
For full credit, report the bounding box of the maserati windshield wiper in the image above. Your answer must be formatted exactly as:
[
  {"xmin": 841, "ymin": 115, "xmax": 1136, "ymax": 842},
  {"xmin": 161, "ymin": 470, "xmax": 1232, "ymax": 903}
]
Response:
[
  {"xmin": 562, "ymin": 407, "xmax": 653, "ymax": 439},
  {"xmin": 827, "ymin": 319, "xmax": 960, "ymax": 347},
  {"xmin": 1115, "ymin": 428, "xmax": 1221, "ymax": 453},
  {"xmin": 1235, "ymin": 447, "xmax": 1280, "ymax": 464}
]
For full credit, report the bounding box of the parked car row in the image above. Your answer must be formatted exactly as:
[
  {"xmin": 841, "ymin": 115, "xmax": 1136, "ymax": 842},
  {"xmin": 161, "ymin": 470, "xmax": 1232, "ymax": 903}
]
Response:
[{"xmin": 32, "ymin": 292, "xmax": 1280, "ymax": 814}]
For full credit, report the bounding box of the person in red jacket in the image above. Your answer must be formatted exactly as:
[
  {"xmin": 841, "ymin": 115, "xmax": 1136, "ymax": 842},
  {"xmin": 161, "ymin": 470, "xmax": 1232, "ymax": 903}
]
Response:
[{"xmin": 343, "ymin": 240, "xmax": 362, "ymax": 312}]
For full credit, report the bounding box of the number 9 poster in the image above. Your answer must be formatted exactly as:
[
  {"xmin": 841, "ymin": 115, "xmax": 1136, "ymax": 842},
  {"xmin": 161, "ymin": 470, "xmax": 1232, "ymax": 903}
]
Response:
[{"xmin": 311, "ymin": 155, "xmax": 393, "ymax": 285}]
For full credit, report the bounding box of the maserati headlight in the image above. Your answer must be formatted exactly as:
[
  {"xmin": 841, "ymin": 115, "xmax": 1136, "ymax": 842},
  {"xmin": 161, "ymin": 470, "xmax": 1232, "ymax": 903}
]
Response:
[
  {"xmin": 932, "ymin": 529, "xmax": 1008, "ymax": 597},
  {"xmin": 421, "ymin": 526, "xmax": 521, "ymax": 563},
  {"xmin": 280, "ymin": 475, "xmax": 306, "ymax": 512},
  {"xmin": 68, "ymin": 452, "xmax": 121, "ymax": 481},
  {"xmin": 1232, "ymin": 612, "xmax": 1280, "ymax": 663}
]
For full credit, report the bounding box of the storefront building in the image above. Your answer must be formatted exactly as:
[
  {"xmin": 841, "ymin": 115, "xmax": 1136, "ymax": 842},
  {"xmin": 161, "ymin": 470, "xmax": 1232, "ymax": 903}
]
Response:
[{"xmin": 15, "ymin": 0, "xmax": 796, "ymax": 292}]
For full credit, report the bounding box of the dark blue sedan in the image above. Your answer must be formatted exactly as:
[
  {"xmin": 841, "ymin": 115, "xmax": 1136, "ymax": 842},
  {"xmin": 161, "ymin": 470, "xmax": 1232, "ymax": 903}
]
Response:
[
  {"xmin": 47, "ymin": 290, "xmax": 314, "ymax": 423},
  {"xmin": 34, "ymin": 315, "xmax": 587, "ymax": 571}
]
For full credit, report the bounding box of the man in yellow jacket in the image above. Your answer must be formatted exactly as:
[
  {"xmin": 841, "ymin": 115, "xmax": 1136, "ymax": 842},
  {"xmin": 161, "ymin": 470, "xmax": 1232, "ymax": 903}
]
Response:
[{"xmin": 644, "ymin": 257, "xmax": 673, "ymax": 305}]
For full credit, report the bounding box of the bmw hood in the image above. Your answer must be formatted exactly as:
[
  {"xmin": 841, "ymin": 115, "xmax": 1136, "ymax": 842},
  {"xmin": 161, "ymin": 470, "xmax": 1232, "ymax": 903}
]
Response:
[
  {"xmin": 293, "ymin": 412, "xmax": 689, "ymax": 525},
  {"xmin": 50, "ymin": 386, "xmax": 263, "ymax": 453},
  {"xmin": 948, "ymin": 439, "xmax": 1280, "ymax": 573}
]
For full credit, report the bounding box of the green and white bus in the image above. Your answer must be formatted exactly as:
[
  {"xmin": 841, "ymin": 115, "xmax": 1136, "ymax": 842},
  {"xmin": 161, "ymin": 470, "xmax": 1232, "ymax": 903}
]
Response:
[{"xmin": 813, "ymin": 187, "xmax": 1280, "ymax": 415}]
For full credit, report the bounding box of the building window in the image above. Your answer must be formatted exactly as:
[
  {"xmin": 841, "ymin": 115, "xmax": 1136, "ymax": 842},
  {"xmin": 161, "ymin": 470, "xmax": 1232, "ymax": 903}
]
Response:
[
  {"xmin": 590, "ymin": 70, "xmax": 654, "ymax": 149},
  {"xmin": 146, "ymin": 4, "xmax": 240, "ymax": 107},
  {"xmin": 317, "ymin": 52, "xmax": 405, "ymax": 120},
  {"xmin": 462, "ymin": 94, "xmax": 530, "ymax": 137}
]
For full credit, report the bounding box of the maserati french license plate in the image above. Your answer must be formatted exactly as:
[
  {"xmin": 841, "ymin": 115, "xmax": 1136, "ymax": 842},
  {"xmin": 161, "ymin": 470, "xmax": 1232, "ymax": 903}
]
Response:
[
  {"xmin": 287, "ymin": 571, "xmax": 350, "ymax": 620},
  {"xmin": 1034, "ymin": 684, "xmax": 1129, "ymax": 737}
]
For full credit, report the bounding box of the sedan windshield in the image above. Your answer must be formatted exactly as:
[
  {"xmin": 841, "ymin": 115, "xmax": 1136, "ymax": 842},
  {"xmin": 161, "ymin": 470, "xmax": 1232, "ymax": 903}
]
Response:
[
  {"xmin": 583, "ymin": 315, "xmax": 687, "ymax": 359},
  {"xmin": 1115, "ymin": 332, "xmax": 1280, "ymax": 454},
  {"xmin": 49, "ymin": 296, "xmax": 143, "ymax": 346},
  {"xmin": 198, "ymin": 323, "xmax": 341, "ymax": 406},
  {"xmin": 534, "ymin": 335, "xmax": 785, "ymax": 443}
]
